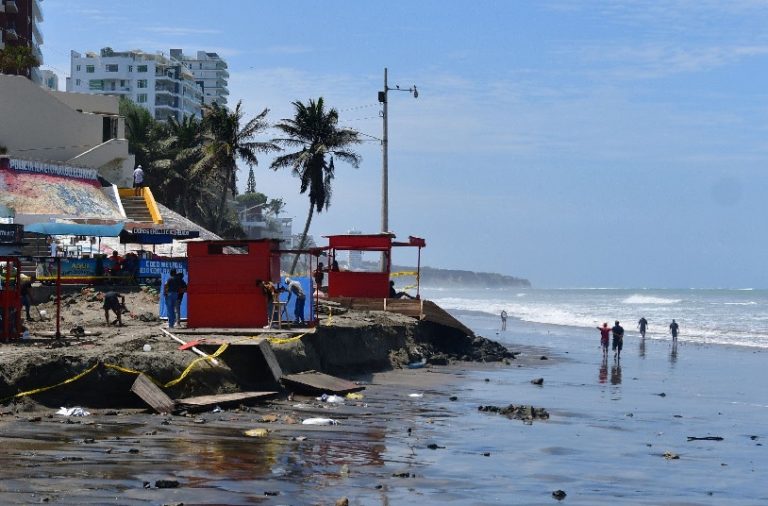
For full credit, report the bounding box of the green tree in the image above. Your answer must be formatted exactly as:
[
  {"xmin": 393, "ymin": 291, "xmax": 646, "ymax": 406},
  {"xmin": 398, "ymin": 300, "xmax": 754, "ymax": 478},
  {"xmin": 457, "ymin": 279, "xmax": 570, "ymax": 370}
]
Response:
[
  {"xmin": 197, "ymin": 101, "xmax": 278, "ymax": 235},
  {"xmin": 271, "ymin": 97, "xmax": 361, "ymax": 273},
  {"xmin": 246, "ymin": 167, "xmax": 256, "ymax": 193},
  {"xmin": 0, "ymin": 45, "xmax": 40, "ymax": 77},
  {"xmin": 120, "ymin": 98, "xmax": 165, "ymax": 171}
]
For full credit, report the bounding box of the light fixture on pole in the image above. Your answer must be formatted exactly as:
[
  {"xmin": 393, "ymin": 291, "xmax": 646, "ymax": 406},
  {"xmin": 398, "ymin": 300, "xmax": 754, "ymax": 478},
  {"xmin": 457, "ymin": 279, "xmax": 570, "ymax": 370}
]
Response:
[{"xmin": 378, "ymin": 67, "xmax": 418, "ymax": 234}]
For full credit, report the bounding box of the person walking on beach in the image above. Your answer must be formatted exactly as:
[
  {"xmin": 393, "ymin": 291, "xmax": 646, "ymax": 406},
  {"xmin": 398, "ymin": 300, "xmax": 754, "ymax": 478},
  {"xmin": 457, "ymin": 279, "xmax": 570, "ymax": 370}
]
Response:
[
  {"xmin": 500, "ymin": 310, "xmax": 508, "ymax": 331},
  {"xmin": 669, "ymin": 319, "xmax": 679, "ymax": 341},
  {"xmin": 611, "ymin": 320, "xmax": 625, "ymax": 359},
  {"xmin": 638, "ymin": 317, "xmax": 648, "ymax": 338},
  {"xmin": 285, "ymin": 277, "xmax": 306, "ymax": 325},
  {"xmin": 597, "ymin": 322, "xmax": 611, "ymax": 357},
  {"xmin": 20, "ymin": 274, "xmax": 33, "ymax": 321},
  {"xmin": 164, "ymin": 269, "xmax": 179, "ymax": 329}
]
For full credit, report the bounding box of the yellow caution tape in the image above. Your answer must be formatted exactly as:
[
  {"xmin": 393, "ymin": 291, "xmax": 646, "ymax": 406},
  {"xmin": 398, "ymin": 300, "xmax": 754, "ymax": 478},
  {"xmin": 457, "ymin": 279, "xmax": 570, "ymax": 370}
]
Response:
[
  {"xmin": 0, "ymin": 343, "xmax": 231, "ymax": 403},
  {"xmin": 391, "ymin": 271, "xmax": 418, "ymax": 277},
  {"xmin": 0, "ymin": 362, "xmax": 101, "ymax": 403},
  {"xmin": 267, "ymin": 333, "xmax": 306, "ymax": 345}
]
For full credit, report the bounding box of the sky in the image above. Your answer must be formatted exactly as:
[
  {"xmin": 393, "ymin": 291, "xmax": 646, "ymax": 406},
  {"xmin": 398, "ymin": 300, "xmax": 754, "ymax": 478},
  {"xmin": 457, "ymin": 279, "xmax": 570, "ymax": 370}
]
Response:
[{"xmin": 38, "ymin": 0, "xmax": 768, "ymax": 288}]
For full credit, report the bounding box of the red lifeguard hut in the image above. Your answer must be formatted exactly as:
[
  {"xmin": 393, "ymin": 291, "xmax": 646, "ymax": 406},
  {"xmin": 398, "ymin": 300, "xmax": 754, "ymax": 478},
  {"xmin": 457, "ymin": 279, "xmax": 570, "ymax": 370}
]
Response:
[
  {"xmin": 0, "ymin": 257, "xmax": 22, "ymax": 342},
  {"xmin": 324, "ymin": 234, "xmax": 426, "ymax": 299},
  {"xmin": 186, "ymin": 240, "xmax": 281, "ymax": 328}
]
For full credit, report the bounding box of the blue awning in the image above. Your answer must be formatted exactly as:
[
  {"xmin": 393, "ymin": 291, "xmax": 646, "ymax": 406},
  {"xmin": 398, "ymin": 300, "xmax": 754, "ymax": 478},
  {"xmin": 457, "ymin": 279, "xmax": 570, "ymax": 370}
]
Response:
[{"xmin": 24, "ymin": 222, "xmax": 125, "ymax": 237}]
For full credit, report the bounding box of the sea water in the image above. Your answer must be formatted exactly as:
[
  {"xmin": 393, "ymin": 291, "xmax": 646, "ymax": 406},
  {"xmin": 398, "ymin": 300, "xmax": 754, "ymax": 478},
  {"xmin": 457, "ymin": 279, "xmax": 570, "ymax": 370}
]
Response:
[{"xmin": 424, "ymin": 287, "xmax": 768, "ymax": 349}]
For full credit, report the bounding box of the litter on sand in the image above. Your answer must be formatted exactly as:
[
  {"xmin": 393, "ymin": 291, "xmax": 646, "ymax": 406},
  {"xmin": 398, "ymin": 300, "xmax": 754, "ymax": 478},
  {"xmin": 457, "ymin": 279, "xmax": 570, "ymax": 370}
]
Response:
[
  {"xmin": 244, "ymin": 428, "xmax": 270, "ymax": 437},
  {"xmin": 302, "ymin": 417, "xmax": 339, "ymax": 425},
  {"xmin": 316, "ymin": 394, "xmax": 345, "ymax": 404},
  {"xmin": 56, "ymin": 407, "xmax": 90, "ymax": 417},
  {"xmin": 346, "ymin": 392, "xmax": 364, "ymax": 400},
  {"xmin": 407, "ymin": 359, "xmax": 427, "ymax": 369},
  {"xmin": 408, "ymin": 393, "xmax": 424, "ymax": 398}
]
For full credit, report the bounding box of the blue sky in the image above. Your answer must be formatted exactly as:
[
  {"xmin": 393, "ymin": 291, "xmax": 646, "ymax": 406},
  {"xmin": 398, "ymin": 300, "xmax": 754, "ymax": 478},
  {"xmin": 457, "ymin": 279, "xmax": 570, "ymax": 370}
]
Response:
[{"xmin": 40, "ymin": 0, "xmax": 768, "ymax": 288}]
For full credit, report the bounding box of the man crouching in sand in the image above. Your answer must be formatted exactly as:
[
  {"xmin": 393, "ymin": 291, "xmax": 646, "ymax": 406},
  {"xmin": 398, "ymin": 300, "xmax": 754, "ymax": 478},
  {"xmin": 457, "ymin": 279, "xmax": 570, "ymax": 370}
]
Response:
[{"xmin": 103, "ymin": 291, "xmax": 126, "ymax": 327}]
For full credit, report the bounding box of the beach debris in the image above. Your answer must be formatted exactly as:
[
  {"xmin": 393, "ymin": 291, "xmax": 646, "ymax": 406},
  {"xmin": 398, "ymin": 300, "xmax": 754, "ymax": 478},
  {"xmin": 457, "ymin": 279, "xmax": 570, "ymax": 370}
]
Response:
[
  {"xmin": 155, "ymin": 479, "xmax": 180, "ymax": 489},
  {"xmin": 426, "ymin": 443, "xmax": 445, "ymax": 450},
  {"xmin": 540, "ymin": 356, "xmax": 548, "ymax": 360},
  {"xmin": 292, "ymin": 436, "xmax": 308, "ymax": 442},
  {"xmin": 336, "ymin": 498, "xmax": 349, "ymax": 506},
  {"xmin": 531, "ymin": 377, "xmax": 544, "ymax": 385},
  {"xmin": 340, "ymin": 464, "xmax": 350, "ymax": 476},
  {"xmin": 687, "ymin": 436, "xmax": 724, "ymax": 442},
  {"xmin": 407, "ymin": 358, "xmax": 427, "ymax": 369},
  {"xmin": 408, "ymin": 393, "xmax": 424, "ymax": 398},
  {"xmin": 142, "ymin": 344, "xmax": 152, "ymax": 352},
  {"xmin": 302, "ymin": 417, "xmax": 339, "ymax": 425},
  {"xmin": 244, "ymin": 428, "xmax": 270, "ymax": 438},
  {"xmin": 449, "ymin": 396, "xmax": 458, "ymax": 401},
  {"xmin": 482, "ymin": 452, "xmax": 491, "ymax": 457},
  {"xmin": 392, "ymin": 471, "xmax": 413, "ymax": 478},
  {"xmin": 655, "ymin": 392, "xmax": 667, "ymax": 397},
  {"xmin": 478, "ymin": 404, "xmax": 550, "ymax": 422},
  {"xmin": 130, "ymin": 374, "xmax": 176, "ymax": 414},
  {"xmin": 552, "ymin": 490, "xmax": 567, "ymax": 500},
  {"xmin": 282, "ymin": 370, "xmax": 364, "ymax": 395},
  {"xmin": 56, "ymin": 407, "xmax": 90, "ymax": 417},
  {"xmin": 317, "ymin": 393, "xmax": 346, "ymax": 404},
  {"xmin": 346, "ymin": 392, "xmax": 364, "ymax": 400},
  {"xmin": 264, "ymin": 490, "xmax": 280, "ymax": 496},
  {"xmin": 663, "ymin": 451, "xmax": 680, "ymax": 460},
  {"xmin": 212, "ymin": 406, "xmax": 222, "ymax": 413}
]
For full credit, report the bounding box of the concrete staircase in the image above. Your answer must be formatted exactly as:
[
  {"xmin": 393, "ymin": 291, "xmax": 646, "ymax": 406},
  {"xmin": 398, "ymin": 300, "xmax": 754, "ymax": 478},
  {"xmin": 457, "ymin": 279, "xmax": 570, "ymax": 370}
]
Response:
[
  {"xmin": 121, "ymin": 195, "xmax": 154, "ymax": 223},
  {"xmin": 19, "ymin": 232, "xmax": 48, "ymax": 278}
]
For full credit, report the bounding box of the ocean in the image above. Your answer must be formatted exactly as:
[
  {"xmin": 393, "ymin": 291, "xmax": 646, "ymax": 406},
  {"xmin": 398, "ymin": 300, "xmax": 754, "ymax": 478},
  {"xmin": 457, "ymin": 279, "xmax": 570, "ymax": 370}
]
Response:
[{"xmin": 424, "ymin": 287, "xmax": 768, "ymax": 349}]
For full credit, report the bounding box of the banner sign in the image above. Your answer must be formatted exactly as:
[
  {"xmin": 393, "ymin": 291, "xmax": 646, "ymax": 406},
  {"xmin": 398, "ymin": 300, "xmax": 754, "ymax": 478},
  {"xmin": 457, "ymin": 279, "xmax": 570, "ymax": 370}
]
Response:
[
  {"xmin": 120, "ymin": 228, "xmax": 200, "ymax": 245},
  {"xmin": 138, "ymin": 259, "xmax": 187, "ymax": 278},
  {"xmin": 8, "ymin": 158, "xmax": 98, "ymax": 180},
  {"xmin": 0, "ymin": 224, "xmax": 23, "ymax": 244}
]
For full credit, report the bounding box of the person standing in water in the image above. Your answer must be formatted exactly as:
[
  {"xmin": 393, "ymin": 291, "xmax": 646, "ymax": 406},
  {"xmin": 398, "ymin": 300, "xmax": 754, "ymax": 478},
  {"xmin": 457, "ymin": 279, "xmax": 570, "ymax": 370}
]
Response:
[
  {"xmin": 500, "ymin": 310, "xmax": 508, "ymax": 331},
  {"xmin": 638, "ymin": 317, "xmax": 648, "ymax": 338},
  {"xmin": 597, "ymin": 322, "xmax": 611, "ymax": 357},
  {"xmin": 611, "ymin": 320, "xmax": 625, "ymax": 360},
  {"xmin": 669, "ymin": 319, "xmax": 679, "ymax": 341}
]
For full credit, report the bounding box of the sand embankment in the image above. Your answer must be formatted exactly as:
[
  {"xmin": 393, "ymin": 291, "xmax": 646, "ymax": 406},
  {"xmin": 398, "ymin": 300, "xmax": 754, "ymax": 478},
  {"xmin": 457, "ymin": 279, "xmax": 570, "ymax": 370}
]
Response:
[{"xmin": 0, "ymin": 286, "xmax": 513, "ymax": 410}]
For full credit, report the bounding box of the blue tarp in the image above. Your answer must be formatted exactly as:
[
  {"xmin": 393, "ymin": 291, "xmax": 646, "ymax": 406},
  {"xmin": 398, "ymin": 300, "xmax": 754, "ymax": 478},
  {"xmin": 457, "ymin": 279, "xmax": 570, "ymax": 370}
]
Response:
[{"xmin": 25, "ymin": 222, "xmax": 125, "ymax": 237}]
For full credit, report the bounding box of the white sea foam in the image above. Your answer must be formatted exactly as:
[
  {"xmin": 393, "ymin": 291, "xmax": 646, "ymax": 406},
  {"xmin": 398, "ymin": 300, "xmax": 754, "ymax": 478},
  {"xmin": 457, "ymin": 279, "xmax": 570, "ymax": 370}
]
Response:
[{"xmin": 622, "ymin": 294, "xmax": 681, "ymax": 305}]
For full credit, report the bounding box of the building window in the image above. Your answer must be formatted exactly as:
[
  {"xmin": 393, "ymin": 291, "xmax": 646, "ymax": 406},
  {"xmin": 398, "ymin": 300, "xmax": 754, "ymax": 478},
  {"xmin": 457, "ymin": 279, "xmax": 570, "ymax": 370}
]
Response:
[
  {"xmin": 137, "ymin": 65, "xmax": 148, "ymax": 73},
  {"xmin": 75, "ymin": 79, "xmax": 81, "ymax": 86},
  {"xmin": 89, "ymin": 80, "xmax": 103, "ymax": 90},
  {"xmin": 76, "ymin": 65, "xmax": 81, "ymax": 71},
  {"xmin": 137, "ymin": 94, "xmax": 147, "ymax": 103},
  {"xmin": 137, "ymin": 79, "xmax": 147, "ymax": 89},
  {"xmin": 106, "ymin": 64, "xmax": 118, "ymax": 72},
  {"xmin": 128, "ymin": 65, "xmax": 133, "ymax": 72},
  {"xmin": 86, "ymin": 65, "xmax": 95, "ymax": 73}
]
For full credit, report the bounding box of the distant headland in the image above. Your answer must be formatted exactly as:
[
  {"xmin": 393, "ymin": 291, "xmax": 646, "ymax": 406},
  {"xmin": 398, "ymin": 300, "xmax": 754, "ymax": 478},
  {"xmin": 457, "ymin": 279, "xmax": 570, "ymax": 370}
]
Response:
[{"xmin": 394, "ymin": 265, "xmax": 532, "ymax": 288}]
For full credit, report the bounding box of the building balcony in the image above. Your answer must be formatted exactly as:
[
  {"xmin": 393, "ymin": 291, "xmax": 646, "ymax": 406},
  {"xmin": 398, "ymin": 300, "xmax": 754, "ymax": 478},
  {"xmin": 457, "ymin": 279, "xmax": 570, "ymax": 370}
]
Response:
[
  {"xmin": 32, "ymin": 23, "xmax": 43, "ymax": 45},
  {"xmin": 3, "ymin": 28, "xmax": 18, "ymax": 40},
  {"xmin": 32, "ymin": 0, "xmax": 42, "ymax": 21},
  {"xmin": 4, "ymin": 0, "xmax": 18, "ymax": 14}
]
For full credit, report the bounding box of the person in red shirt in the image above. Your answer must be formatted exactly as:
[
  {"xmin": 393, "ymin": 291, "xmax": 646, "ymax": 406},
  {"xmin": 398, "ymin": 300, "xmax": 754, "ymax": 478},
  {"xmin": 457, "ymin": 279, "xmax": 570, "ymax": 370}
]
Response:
[{"xmin": 597, "ymin": 323, "xmax": 611, "ymax": 357}]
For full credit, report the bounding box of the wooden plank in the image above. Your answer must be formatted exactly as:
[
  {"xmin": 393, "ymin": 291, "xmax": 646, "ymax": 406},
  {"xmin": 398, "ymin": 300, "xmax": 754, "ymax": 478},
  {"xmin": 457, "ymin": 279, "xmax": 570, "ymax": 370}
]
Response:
[
  {"xmin": 281, "ymin": 370, "xmax": 365, "ymax": 395},
  {"xmin": 176, "ymin": 391, "xmax": 279, "ymax": 411},
  {"xmin": 421, "ymin": 300, "xmax": 474, "ymax": 337},
  {"xmin": 130, "ymin": 374, "xmax": 176, "ymax": 414},
  {"xmin": 258, "ymin": 339, "xmax": 284, "ymax": 383}
]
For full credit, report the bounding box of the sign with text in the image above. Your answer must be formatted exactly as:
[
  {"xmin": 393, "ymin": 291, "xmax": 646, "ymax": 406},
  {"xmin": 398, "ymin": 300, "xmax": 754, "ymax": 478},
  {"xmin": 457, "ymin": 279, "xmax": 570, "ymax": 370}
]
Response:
[
  {"xmin": 0, "ymin": 224, "xmax": 23, "ymax": 244},
  {"xmin": 138, "ymin": 259, "xmax": 187, "ymax": 278},
  {"xmin": 8, "ymin": 158, "xmax": 98, "ymax": 180}
]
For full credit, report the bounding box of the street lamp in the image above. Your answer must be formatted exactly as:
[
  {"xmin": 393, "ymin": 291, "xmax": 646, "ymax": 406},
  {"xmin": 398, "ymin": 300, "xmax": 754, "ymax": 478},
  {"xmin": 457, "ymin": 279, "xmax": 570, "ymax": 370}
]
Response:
[{"xmin": 378, "ymin": 67, "xmax": 418, "ymax": 234}]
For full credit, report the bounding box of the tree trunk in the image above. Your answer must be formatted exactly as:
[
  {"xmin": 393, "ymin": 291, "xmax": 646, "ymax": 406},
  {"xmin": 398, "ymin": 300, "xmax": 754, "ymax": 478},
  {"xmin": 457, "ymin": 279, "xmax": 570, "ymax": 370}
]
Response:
[
  {"xmin": 214, "ymin": 164, "xmax": 232, "ymax": 234},
  {"xmin": 289, "ymin": 204, "xmax": 315, "ymax": 275}
]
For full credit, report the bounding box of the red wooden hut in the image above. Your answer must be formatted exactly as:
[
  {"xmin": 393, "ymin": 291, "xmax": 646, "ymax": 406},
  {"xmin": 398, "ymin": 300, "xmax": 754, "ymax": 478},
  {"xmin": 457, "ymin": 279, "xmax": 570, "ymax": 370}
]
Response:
[{"xmin": 186, "ymin": 240, "xmax": 281, "ymax": 328}]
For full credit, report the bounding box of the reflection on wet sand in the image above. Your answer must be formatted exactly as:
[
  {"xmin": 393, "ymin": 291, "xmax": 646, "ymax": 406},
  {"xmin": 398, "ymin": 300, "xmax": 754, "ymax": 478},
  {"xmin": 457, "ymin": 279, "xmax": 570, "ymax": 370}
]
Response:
[
  {"xmin": 639, "ymin": 338, "xmax": 646, "ymax": 359},
  {"xmin": 670, "ymin": 340, "xmax": 678, "ymax": 365},
  {"xmin": 610, "ymin": 363, "xmax": 622, "ymax": 385},
  {"xmin": 599, "ymin": 357, "xmax": 608, "ymax": 384}
]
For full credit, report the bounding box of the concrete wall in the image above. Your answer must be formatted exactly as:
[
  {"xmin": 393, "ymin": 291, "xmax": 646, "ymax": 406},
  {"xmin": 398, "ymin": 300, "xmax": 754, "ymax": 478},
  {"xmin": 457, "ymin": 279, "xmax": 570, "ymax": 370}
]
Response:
[{"xmin": 0, "ymin": 75, "xmax": 134, "ymax": 183}]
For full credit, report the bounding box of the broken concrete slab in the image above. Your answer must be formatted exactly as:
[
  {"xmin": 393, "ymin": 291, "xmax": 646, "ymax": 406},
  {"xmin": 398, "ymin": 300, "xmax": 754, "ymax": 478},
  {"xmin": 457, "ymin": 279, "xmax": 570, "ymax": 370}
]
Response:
[{"xmin": 281, "ymin": 370, "xmax": 365, "ymax": 395}]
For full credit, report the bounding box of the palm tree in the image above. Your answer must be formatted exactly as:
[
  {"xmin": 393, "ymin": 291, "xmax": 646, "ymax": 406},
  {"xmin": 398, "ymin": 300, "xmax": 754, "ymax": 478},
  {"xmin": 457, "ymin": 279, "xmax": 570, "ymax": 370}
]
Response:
[
  {"xmin": 155, "ymin": 114, "xmax": 207, "ymax": 217},
  {"xmin": 271, "ymin": 97, "xmax": 362, "ymax": 273},
  {"xmin": 197, "ymin": 101, "xmax": 278, "ymax": 235}
]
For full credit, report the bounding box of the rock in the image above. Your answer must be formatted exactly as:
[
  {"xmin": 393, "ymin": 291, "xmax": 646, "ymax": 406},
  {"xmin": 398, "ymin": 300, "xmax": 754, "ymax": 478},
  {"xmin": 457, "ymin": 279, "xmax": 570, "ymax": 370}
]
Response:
[
  {"xmin": 392, "ymin": 472, "xmax": 412, "ymax": 478},
  {"xmin": 426, "ymin": 443, "xmax": 444, "ymax": 450},
  {"xmin": 155, "ymin": 479, "xmax": 180, "ymax": 489},
  {"xmin": 540, "ymin": 356, "xmax": 548, "ymax": 360},
  {"xmin": 449, "ymin": 396, "xmax": 458, "ymax": 401},
  {"xmin": 552, "ymin": 490, "xmax": 567, "ymax": 500},
  {"xmin": 478, "ymin": 404, "xmax": 550, "ymax": 422},
  {"xmin": 483, "ymin": 452, "xmax": 490, "ymax": 457},
  {"xmin": 663, "ymin": 451, "xmax": 680, "ymax": 460},
  {"xmin": 264, "ymin": 491, "xmax": 279, "ymax": 496},
  {"xmin": 336, "ymin": 498, "xmax": 349, "ymax": 506},
  {"xmin": 655, "ymin": 392, "xmax": 667, "ymax": 397},
  {"xmin": 531, "ymin": 378, "xmax": 544, "ymax": 385}
]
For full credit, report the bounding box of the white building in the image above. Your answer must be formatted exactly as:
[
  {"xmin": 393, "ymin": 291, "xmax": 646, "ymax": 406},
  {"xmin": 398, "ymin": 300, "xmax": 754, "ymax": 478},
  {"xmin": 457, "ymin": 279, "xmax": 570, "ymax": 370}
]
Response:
[
  {"xmin": 66, "ymin": 47, "xmax": 203, "ymax": 122},
  {"xmin": 170, "ymin": 49, "xmax": 229, "ymax": 107},
  {"xmin": 40, "ymin": 69, "xmax": 57, "ymax": 90}
]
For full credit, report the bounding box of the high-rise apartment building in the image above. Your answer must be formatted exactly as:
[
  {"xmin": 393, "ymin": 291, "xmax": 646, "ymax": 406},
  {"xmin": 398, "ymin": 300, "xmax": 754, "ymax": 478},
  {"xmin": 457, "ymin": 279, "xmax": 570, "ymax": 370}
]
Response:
[
  {"xmin": 170, "ymin": 49, "xmax": 229, "ymax": 107},
  {"xmin": 67, "ymin": 47, "xmax": 203, "ymax": 122},
  {"xmin": 0, "ymin": 0, "xmax": 44, "ymax": 83}
]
